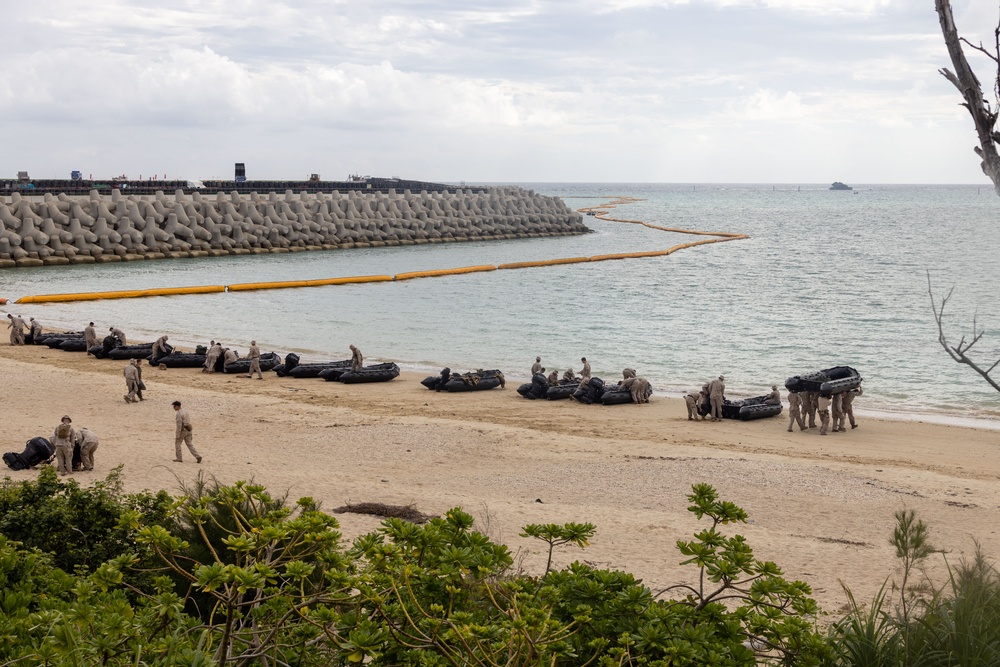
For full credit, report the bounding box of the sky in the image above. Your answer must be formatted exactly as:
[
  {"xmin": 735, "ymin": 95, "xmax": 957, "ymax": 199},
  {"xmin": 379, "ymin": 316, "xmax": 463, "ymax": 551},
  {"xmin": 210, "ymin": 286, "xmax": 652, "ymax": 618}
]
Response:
[{"xmin": 1, "ymin": 0, "xmax": 998, "ymax": 184}]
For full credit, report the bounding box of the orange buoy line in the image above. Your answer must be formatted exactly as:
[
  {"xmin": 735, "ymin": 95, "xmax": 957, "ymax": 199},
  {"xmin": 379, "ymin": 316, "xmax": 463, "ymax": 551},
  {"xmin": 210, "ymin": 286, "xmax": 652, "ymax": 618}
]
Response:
[{"xmin": 12, "ymin": 196, "xmax": 747, "ymax": 303}]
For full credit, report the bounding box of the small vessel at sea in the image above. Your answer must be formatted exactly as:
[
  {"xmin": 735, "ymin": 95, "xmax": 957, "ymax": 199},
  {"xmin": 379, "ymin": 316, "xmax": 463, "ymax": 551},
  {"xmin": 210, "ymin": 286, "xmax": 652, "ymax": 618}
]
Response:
[{"xmin": 830, "ymin": 182, "xmax": 853, "ymax": 191}]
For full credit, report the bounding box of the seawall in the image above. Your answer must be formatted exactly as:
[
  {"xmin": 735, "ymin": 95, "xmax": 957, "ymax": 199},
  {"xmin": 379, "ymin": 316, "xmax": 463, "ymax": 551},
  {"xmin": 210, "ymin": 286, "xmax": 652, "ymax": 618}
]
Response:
[{"xmin": 0, "ymin": 187, "xmax": 590, "ymax": 267}]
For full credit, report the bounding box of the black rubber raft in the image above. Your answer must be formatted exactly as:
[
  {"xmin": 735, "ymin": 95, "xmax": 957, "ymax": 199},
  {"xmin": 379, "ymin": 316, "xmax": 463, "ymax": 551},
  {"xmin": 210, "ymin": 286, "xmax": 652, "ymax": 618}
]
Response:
[
  {"xmin": 318, "ymin": 362, "xmax": 400, "ymax": 383},
  {"xmin": 3, "ymin": 437, "xmax": 54, "ymax": 471},
  {"xmin": 422, "ymin": 368, "xmax": 506, "ymax": 392},
  {"xmin": 785, "ymin": 366, "xmax": 862, "ymax": 395},
  {"xmin": 698, "ymin": 395, "xmax": 783, "ymax": 420}
]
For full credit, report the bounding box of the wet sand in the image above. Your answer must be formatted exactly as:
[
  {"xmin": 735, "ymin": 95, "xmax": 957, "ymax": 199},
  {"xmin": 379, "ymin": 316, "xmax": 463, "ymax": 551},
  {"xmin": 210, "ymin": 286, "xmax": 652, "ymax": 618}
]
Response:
[{"xmin": 2, "ymin": 340, "xmax": 998, "ymax": 614}]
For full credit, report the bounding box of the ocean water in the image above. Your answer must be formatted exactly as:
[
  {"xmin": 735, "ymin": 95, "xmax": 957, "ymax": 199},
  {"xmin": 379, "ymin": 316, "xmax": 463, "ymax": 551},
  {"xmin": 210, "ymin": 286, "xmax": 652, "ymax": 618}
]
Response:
[{"xmin": 3, "ymin": 183, "xmax": 999, "ymax": 423}]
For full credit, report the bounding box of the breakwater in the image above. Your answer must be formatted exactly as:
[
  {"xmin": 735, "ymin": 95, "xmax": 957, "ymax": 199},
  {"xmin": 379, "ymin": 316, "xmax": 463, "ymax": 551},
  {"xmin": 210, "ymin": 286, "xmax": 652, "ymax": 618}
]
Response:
[{"xmin": 0, "ymin": 187, "xmax": 588, "ymax": 267}]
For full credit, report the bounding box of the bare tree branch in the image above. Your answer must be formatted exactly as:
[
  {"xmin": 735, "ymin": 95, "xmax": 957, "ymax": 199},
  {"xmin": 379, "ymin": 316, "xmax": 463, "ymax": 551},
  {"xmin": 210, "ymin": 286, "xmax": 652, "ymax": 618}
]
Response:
[
  {"xmin": 936, "ymin": 0, "xmax": 1000, "ymax": 196},
  {"xmin": 928, "ymin": 271, "xmax": 1000, "ymax": 393}
]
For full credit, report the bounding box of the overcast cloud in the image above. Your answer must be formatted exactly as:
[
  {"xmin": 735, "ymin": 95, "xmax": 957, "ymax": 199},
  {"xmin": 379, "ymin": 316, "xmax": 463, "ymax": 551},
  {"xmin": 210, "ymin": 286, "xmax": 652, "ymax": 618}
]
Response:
[{"xmin": 0, "ymin": 0, "xmax": 996, "ymax": 183}]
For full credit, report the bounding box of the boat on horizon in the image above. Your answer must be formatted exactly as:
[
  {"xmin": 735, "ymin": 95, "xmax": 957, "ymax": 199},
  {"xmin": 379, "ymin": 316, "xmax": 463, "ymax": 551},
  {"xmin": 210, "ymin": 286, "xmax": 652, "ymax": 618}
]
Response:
[{"xmin": 830, "ymin": 181, "xmax": 853, "ymax": 191}]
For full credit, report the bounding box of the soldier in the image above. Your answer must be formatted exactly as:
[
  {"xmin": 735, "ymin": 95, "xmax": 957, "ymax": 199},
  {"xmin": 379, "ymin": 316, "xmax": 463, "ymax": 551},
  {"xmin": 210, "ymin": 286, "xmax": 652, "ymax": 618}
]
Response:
[
  {"xmin": 805, "ymin": 391, "xmax": 819, "ymax": 429},
  {"xmin": 6, "ymin": 313, "xmax": 25, "ymax": 345},
  {"xmin": 74, "ymin": 427, "xmax": 99, "ymax": 471},
  {"xmin": 817, "ymin": 393, "xmax": 832, "ymax": 435},
  {"xmin": 579, "ymin": 357, "xmax": 591, "ymax": 381},
  {"xmin": 698, "ymin": 384, "xmax": 711, "ymax": 419},
  {"xmin": 840, "ymin": 386, "xmax": 863, "ymax": 431},
  {"xmin": 27, "ymin": 317, "xmax": 42, "ymax": 344},
  {"xmin": 109, "ymin": 326, "xmax": 127, "ymax": 345},
  {"xmin": 350, "ymin": 344, "xmax": 364, "ymax": 372},
  {"xmin": 630, "ymin": 377, "xmax": 651, "ymax": 404},
  {"xmin": 831, "ymin": 393, "xmax": 844, "ymax": 434},
  {"xmin": 172, "ymin": 401, "xmax": 202, "ymax": 464},
  {"xmin": 562, "ymin": 368, "xmax": 577, "ymax": 383},
  {"xmin": 622, "ymin": 368, "xmax": 637, "ymax": 380},
  {"xmin": 84, "ymin": 321, "xmax": 98, "ymax": 354},
  {"xmin": 123, "ymin": 360, "xmax": 140, "ymax": 403},
  {"xmin": 133, "ymin": 359, "xmax": 145, "ymax": 400},
  {"xmin": 204, "ymin": 341, "xmax": 223, "ymax": 372},
  {"xmin": 684, "ymin": 391, "xmax": 700, "ymax": 420},
  {"xmin": 766, "ymin": 385, "xmax": 781, "ymax": 405},
  {"xmin": 547, "ymin": 369, "xmax": 559, "ymax": 385},
  {"xmin": 51, "ymin": 415, "xmax": 75, "ymax": 476},
  {"xmin": 151, "ymin": 335, "xmax": 169, "ymax": 359},
  {"xmin": 223, "ymin": 347, "xmax": 239, "ymax": 367},
  {"xmin": 709, "ymin": 375, "xmax": 726, "ymax": 421},
  {"xmin": 246, "ymin": 340, "xmax": 264, "ymax": 379},
  {"xmin": 787, "ymin": 391, "xmax": 806, "ymax": 432},
  {"xmin": 531, "ymin": 356, "xmax": 542, "ymax": 375}
]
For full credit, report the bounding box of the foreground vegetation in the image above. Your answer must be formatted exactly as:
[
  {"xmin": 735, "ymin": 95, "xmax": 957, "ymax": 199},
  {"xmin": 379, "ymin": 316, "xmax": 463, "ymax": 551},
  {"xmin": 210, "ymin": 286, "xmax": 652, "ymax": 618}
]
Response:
[{"xmin": 0, "ymin": 468, "xmax": 996, "ymax": 666}]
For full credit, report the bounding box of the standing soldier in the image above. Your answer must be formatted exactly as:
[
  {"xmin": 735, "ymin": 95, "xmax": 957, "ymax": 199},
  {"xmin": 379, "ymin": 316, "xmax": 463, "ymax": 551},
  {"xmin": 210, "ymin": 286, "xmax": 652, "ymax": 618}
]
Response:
[
  {"xmin": 246, "ymin": 340, "xmax": 264, "ymax": 379},
  {"xmin": 151, "ymin": 335, "xmax": 169, "ymax": 360},
  {"xmin": 817, "ymin": 393, "xmax": 832, "ymax": 435},
  {"xmin": 805, "ymin": 391, "xmax": 819, "ymax": 429},
  {"xmin": 840, "ymin": 386, "xmax": 863, "ymax": 430},
  {"xmin": 84, "ymin": 321, "xmax": 98, "ymax": 354},
  {"xmin": 51, "ymin": 415, "xmax": 75, "ymax": 476},
  {"xmin": 578, "ymin": 357, "xmax": 592, "ymax": 384},
  {"xmin": 531, "ymin": 356, "xmax": 542, "ymax": 375},
  {"xmin": 350, "ymin": 344, "xmax": 364, "ymax": 372},
  {"xmin": 787, "ymin": 391, "xmax": 806, "ymax": 432},
  {"xmin": 74, "ymin": 427, "xmax": 99, "ymax": 471},
  {"xmin": 709, "ymin": 375, "xmax": 726, "ymax": 421},
  {"xmin": 831, "ymin": 393, "xmax": 844, "ymax": 434},
  {"xmin": 27, "ymin": 317, "xmax": 42, "ymax": 344},
  {"xmin": 123, "ymin": 360, "xmax": 140, "ymax": 403},
  {"xmin": 172, "ymin": 401, "xmax": 202, "ymax": 463},
  {"xmin": 133, "ymin": 359, "xmax": 145, "ymax": 400},
  {"xmin": 109, "ymin": 326, "xmax": 127, "ymax": 345},
  {"xmin": 6, "ymin": 314, "xmax": 25, "ymax": 345}
]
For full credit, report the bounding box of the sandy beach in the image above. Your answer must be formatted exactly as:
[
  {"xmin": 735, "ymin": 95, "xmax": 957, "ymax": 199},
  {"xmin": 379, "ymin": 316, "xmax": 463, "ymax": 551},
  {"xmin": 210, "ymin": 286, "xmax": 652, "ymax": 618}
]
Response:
[{"xmin": 2, "ymin": 340, "xmax": 998, "ymax": 616}]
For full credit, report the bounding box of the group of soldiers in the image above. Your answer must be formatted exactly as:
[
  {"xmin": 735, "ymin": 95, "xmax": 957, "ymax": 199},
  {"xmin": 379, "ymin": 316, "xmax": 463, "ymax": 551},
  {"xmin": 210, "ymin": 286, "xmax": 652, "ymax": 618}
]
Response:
[
  {"xmin": 6, "ymin": 314, "xmax": 42, "ymax": 345},
  {"xmin": 49, "ymin": 415, "xmax": 100, "ymax": 476},
  {"xmin": 196, "ymin": 338, "xmax": 266, "ymax": 378},
  {"xmin": 530, "ymin": 356, "xmax": 651, "ymax": 403},
  {"xmin": 684, "ymin": 375, "xmax": 729, "ymax": 421},
  {"xmin": 83, "ymin": 321, "xmax": 127, "ymax": 351},
  {"xmin": 787, "ymin": 388, "xmax": 863, "ymax": 435}
]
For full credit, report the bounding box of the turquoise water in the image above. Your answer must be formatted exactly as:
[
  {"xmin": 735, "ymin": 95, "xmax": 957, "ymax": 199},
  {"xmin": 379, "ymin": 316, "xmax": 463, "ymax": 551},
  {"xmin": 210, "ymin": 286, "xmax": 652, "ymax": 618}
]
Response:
[{"xmin": 3, "ymin": 183, "xmax": 999, "ymax": 421}]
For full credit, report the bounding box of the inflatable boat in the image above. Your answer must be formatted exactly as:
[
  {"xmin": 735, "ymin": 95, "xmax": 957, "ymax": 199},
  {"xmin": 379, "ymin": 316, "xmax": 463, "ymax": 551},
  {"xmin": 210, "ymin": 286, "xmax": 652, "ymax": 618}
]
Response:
[
  {"xmin": 440, "ymin": 369, "xmax": 506, "ymax": 392},
  {"xmin": 271, "ymin": 353, "xmax": 300, "ymax": 377},
  {"xmin": 785, "ymin": 366, "xmax": 862, "ymax": 394},
  {"xmin": 108, "ymin": 344, "xmax": 156, "ymax": 360},
  {"xmin": 600, "ymin": 382, "xmax": 653, "ymax": 405},
  {"xmin": 44, "ymin": 334, "xmax": 84, "ymax": 349},
  {"xmin": 286, "ymin": 360, "xmax": 351, "ymax": 379},
  {"xmin": 3, "ymin": 437, "xmax": 55, "ymax": 471},
  {"xmin": 157, "ymin": 353, "xmax": 207, "ymax": 369},
  {"xmin": 34, "ymin": 332, "xmax": 81, "ymax": 346},
  {"xmin": 722, "ymin": 395, "xmax": 783, "ymax": 421},
  {"xmin": 338, "ymin": 363, "xmax": 400, "ymax": 384},
  {"xmin": 546, "ymin": 381, "xmax": 579, "ymax": 400},
  {"xmin": 224, "ymin": 352, "xmax": 281, "ymax": 374}
]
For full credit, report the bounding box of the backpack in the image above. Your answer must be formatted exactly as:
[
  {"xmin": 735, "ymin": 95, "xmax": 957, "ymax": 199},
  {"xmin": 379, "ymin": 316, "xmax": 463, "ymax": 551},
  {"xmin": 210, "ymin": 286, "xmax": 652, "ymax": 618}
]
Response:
[{"xmin": 57, "ymin": 424, "xmax": 71, "ymax": 439}]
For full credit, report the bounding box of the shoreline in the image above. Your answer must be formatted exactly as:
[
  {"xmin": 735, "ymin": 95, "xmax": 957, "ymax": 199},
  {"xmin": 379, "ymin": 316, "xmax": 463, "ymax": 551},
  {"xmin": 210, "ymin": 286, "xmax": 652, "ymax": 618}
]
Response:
[
  {"xmin": 1, "ymin": 339, "xmax": 999, "ymax": 615},
  {"xmin": 15, "ymin": 317, "xmax": 1000, "ymax": 429}
]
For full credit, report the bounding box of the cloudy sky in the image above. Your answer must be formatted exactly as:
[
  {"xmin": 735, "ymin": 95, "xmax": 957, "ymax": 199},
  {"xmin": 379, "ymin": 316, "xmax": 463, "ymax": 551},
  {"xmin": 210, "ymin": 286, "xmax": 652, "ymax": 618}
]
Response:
[{"xmin": 1, "ymin": 0, "xmax": 997, "ymax": 183}]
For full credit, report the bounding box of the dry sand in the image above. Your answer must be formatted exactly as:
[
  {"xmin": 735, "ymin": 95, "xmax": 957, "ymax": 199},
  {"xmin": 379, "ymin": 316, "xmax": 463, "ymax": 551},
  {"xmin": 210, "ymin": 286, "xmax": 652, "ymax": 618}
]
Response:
[{"xmin": 2, "ymin": 340, "xmax": 999, "ymax": 617}]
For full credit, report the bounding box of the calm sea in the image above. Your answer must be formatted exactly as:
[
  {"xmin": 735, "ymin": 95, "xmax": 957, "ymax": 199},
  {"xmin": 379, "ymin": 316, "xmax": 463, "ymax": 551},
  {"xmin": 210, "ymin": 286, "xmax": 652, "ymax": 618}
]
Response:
[{"xmin": 4, "ymin": 183, "xmax": 999, "ymax": 423}]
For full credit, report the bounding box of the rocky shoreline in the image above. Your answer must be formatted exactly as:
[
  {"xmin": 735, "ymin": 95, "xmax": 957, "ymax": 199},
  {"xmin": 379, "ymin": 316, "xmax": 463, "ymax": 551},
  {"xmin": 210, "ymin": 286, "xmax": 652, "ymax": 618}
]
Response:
[{"xmin": 0, "ymin": 187, "xmax": 589, "ymax": 267}]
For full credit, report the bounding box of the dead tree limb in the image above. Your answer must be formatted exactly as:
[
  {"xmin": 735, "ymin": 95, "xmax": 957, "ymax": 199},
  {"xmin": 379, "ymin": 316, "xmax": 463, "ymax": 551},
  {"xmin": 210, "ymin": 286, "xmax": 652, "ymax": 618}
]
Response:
[
  {"xmin": 936, "ymin": 0, "xmax": 1000, "ymax": 196},
  {"xmin": 928, "ymin": 271, "xmax": 1000, "ymax": 393}
]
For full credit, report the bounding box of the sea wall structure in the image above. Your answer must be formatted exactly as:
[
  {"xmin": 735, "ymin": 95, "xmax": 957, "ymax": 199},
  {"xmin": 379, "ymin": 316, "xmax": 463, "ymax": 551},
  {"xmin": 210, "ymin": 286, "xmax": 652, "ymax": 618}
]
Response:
[{"xmin": 0, "ymin": 187, "xmax": 589, "ymax": 267}]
